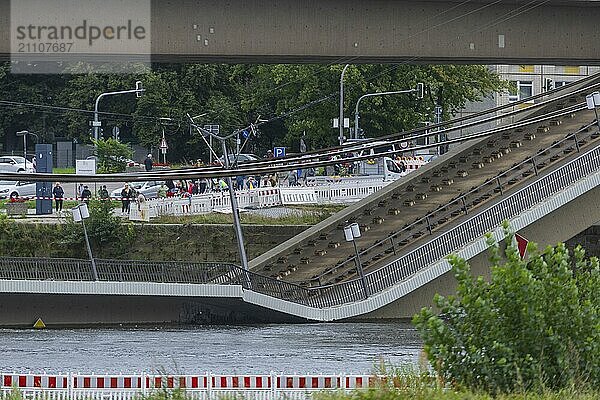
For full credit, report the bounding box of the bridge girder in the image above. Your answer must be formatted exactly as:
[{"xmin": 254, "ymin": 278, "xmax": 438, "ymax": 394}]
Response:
[{"xmin": 0, "ymin": 0, "xmax": 599, "ymax": 65}]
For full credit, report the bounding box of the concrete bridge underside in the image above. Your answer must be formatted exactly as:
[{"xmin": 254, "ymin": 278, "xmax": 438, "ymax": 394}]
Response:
[{"xmin": 0, "ymin": 0, "xmax": 599, "ymax": 64}]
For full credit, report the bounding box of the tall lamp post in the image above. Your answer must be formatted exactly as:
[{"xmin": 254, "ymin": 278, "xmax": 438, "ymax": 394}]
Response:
[
  {"xmin": 586, "ymin": 91, "xmax": 600, "ymax": 131},
  {"xmin": 344, "ymin": 222, "xmax": 369, "ymax": 299},
  {"xmin": 16, "ymin": 130, "xmax": 39, "ymax": 164},
  {"xmin": 354, "ymin": 83, "xmax": 423, "ymax": 140},
  {"xmin": 93, "ymin": 81, "xmax": 144, "ymax": 141},
  {"xmin": 339, "ymin": 64, "xmax": 351, "ymax": 145},
  {"xmin": 71, "ymin": 203, "xmax": 99, "ymax": 281},
  {"xmin": 188, "ymin": 115, "xmax": 252, "ymax": 283}
]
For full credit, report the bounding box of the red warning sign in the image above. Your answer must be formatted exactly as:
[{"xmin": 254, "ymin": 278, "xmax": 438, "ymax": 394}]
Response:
[{"xmin": 515, "ymin": 233, "xmax": 528, "ymax": 259}]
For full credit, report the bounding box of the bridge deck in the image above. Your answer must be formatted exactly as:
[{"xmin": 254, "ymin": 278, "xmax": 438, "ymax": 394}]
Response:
[{"xmin": 249, "ymin": 80, "xmax": 600, "ymax": 287}]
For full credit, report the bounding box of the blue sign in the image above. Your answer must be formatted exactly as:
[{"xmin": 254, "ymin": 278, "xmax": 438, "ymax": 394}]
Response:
[
  {"xmin": 241, "ymin": 129, "xmax": 250, "ymax": 139},
  {"xmin": 273, "ymin": 147, "xmax": 286, "ymax": 158}
]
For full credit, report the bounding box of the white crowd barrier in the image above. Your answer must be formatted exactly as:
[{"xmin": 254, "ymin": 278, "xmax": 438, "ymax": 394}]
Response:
[
  {"xmin": 0, "ymin": 372, "xmax": 387, "ymax": 400},
  {"xmin": 136, "ymin": 180, "xmax": 391, "ymax": 220}
]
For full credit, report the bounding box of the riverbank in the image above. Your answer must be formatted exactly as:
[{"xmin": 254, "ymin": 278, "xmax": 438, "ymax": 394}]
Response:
[{"xmin": 0, "ymin": 217, "xmax": 307, "ymax": 262}]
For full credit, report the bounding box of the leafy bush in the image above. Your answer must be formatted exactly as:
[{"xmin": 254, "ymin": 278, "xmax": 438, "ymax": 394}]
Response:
[
  {"xmin": 59, "ymin": 200, "xmax": 134, "ymax": 257},
  {"xmin": 92, "ymin": 138, "xmax": 133, "ymax": 173},
  {"xmin": 413, "ymin": 223, "xmax": 600, "ymax": 394}
]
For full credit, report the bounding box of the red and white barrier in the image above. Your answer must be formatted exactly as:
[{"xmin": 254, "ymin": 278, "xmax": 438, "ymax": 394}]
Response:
[{"xmin": 0, "ymin": 372, "xmax": 394, "ymax": 400}]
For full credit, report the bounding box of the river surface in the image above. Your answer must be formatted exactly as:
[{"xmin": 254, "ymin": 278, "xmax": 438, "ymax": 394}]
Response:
[{"xmin": 0, "ymin": 322, "xmax": 422, "ymax": 374}]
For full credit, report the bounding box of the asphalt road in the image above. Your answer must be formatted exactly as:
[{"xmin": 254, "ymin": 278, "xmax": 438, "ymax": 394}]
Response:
[{"xmin": 55, "ymin": 181, "xmax": 124, "ymax": 199}]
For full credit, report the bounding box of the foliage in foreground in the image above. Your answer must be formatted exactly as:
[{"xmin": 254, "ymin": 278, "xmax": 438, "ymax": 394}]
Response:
[{"xmin": 413, "ymin": 223, "xmax": 600, "ymax": 394}]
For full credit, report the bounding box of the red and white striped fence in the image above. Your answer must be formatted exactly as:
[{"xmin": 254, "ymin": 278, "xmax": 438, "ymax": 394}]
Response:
[{"xmin": 0, "ymin": 373, "xmax": 387, "ymax": 400}]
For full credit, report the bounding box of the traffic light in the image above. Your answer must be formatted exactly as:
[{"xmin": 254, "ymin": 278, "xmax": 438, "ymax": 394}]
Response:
[
  {"xmin": 135, "ymin": 81, "xmax": 144, "ymax": 98},
  {"xmin": 416, "ymin": 82, "xmax": 424, "ymax": 99},
  {"xmin": 544, "ymin": 78, "xmax": 554, "ymax": 91}
]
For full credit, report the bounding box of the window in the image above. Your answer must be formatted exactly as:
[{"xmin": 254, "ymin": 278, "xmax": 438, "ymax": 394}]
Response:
[{"xmin": 509, "ymin": 81, "xmax": 534, "ymax": 103}]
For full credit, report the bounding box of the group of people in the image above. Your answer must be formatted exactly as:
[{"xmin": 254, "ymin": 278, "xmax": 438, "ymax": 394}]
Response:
[{"xmin": 50, "ymin": 182, "xmax": 115, "ymax": 214}]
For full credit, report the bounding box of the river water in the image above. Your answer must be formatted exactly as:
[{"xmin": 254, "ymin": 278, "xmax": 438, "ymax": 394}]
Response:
[{"xmin": 0, "ymin": 322, "xmax": 422, "ymax": 374}]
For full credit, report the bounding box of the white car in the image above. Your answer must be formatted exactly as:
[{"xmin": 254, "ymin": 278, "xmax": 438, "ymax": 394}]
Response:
[
  {"xmin": 110, "ymin": 181, "xmax": 165, "ymax": 199},
  {"xmin": 0, "ymin": 180, "xmax": 37, "ymax": 199},
  {"xmin": 0, "ymin": 156, "xmax": 35, "ymax": 173}
]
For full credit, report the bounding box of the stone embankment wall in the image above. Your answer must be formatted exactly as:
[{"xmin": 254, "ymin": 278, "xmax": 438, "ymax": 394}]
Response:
[{"xmin": 0, "ymin": 222, "xmax": 307, "ymax": 263}]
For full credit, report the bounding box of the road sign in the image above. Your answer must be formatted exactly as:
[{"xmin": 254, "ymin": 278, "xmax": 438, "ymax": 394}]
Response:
[
  {"xmin": 203, "ymin": 124, "xmax": 220, "ymax": 134},
  {"xmin": 273, "ymin": 147, "xmax": 286, "ymax": 158},
  {"xmin": 91, "ymin": 121, "xmax": 102, "ymax": 127},
  {"xmin": 515, "ymin": 233, "xmax": 528, "ymax": 259},
  {"xmin": 160, "ymin": 137, "xmax": 168, "ymax": 149}
]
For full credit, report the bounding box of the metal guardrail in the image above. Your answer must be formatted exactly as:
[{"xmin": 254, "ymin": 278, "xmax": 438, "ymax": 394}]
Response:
[
  {"xmin": 0, "ymin": 124, "xmax": 599, "ymax": 309},
  {"xmin": 0, "ymin": 258, "xmax": 239, "ymax": 284}
]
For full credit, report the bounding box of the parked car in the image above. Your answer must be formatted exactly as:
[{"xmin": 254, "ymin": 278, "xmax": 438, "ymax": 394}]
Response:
[
  {"xmin": 218, "ymin": 153, "xmax": 259, "ymax": 165},
  {"xmin": 0, "ymin": 180, "xmax": 36, "ymax": 199},
  {"xmin": 0, "ymin": 156, "xmax": 35, "ymax": 173},
  {"xmin": 110, "ymin": 181, "xmax": 165, "ymax": 199}
]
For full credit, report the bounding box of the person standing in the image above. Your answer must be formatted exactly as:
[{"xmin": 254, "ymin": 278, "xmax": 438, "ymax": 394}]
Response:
[
  {"xmin": 120, "ymin": 183, "xmax": 133, "ymax": 214},
  {"xmin": 81, "ymin": 185, "xmax": 92, "ymax": 203},
  {"xmin": 98, "ymin": 185, "xmax": 109, "ymax": 200},
  {"xmin": 157, "ymin": 183, "xmax": 167, "ymax": 199},
  {"xmin": 144, "ymin": 154, "xmax": 153, "ymax": 172},
  {"xmin": 52, "ymin": 182, "xmax": 64, "ymax": 213}
]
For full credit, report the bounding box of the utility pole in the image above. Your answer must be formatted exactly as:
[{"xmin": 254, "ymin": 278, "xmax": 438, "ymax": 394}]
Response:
[{"xmin": 339, "ymin": 64, "xmax": 350, "ymax": 146}]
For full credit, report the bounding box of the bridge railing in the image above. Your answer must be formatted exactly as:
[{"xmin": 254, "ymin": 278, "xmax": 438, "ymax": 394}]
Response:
[
  {"xmin": 309, "ymin": 119, "xmax": 598, "ymax": 286},
  {"xmin": 0, "ymin": 257, "xmax": 96, "ymax": 281},
  {"xmin": 0, "ymin": 257, "xmax": 241, "ymax": 285}
]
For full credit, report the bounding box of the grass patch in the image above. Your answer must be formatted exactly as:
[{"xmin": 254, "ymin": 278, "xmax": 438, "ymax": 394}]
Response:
[
  {"xmin": 0, "ymin": 199, "xmax": 120, "ymax": 210},
  {"xmin": 154, "ymin": 210, "xmax": 336, "ymax": 225},
  {"xmin": 52, "ymin": 167, "xmax": 76, "ymax": 174}
]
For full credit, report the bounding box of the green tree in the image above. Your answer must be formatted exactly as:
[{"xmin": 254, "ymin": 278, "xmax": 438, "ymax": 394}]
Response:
[
  {"xmin": 413, "ymin": 223, "xmax": 600, "ymax": 394},
  {"xmin": 242, "ymin": 64, "xmax": 507, "ymax": 150},
  {"xmin": 92, "ymin": 138, "xmax": 134, "ymax": 173}
]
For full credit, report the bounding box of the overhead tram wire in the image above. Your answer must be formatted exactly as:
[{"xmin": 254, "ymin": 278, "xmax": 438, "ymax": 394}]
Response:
[
  {"xmin": 203, "ymin": 75, "xmax": 600, "ymax": 174},
  {"xmin": 3, "ymin": 103, "xmax": 587, "ymax": 183},
  {"xmin": 187, "ymin": 94, "xmax": 587, "ymax": 177},
  {"xmin": 2, "ymin": 98, "xmax": 591, "ymax": 183},
  {"xmin": 0, "ymin": 100, "xmax": 176, "ymax": 124},
  {"xmin": 1, "ymin": 72, "xmax": 595, "ymax": 185}
]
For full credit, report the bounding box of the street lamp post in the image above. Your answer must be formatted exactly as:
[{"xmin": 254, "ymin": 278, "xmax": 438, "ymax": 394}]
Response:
[
  {"xmin": 354, "ymin": 85, "xmax": 423, "ymax": 140},
  {"xmin": 339, "ymin": 64, "xmax": 350, "ymax": 145},
  {"xmin": 586, "ymin": 91, "xmax": 600, "ymax": 131},
  {"xmin": 344, "ymin": 222, "xmax": 369, "ymax": 299},
  {"xmin": 71, "ymin": 203, "xmax": 99, "ymax": 281},
  {"xmin": 16, "ymin": 130, "xmax": 39, "ymax": 164},
  {"xmin": 93, "ymin": 81, "xmax": 144, "ymax": 141}
]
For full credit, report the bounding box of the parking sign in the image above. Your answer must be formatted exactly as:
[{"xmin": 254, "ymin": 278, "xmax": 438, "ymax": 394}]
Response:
[{"xmin": 274, "ymin": 147, "xmax": 286, "ymax": 158}]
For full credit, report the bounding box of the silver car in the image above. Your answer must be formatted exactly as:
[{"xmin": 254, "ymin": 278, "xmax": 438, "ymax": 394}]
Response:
[
  {"xmin": 0, "ymin": 181, "xmax": 37, "ymax": 199},
  {"xmin": 110, "ymin": 181, "xmax": 165, "ymax": 199},
  {"xmin": 0, "ymin": 156, "xmax": 35, "ymax": 173}
]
